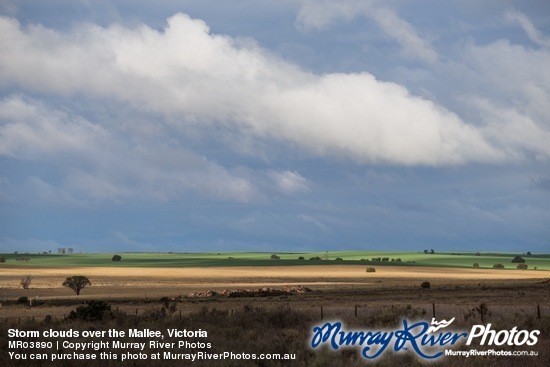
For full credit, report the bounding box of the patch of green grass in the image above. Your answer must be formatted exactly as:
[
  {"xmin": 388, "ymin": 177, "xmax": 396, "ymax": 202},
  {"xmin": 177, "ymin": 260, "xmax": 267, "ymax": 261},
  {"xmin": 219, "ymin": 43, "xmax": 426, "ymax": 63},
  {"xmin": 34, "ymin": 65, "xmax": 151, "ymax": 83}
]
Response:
[{"xmin": 1, "ymin": 251, "xmax": 549, "ymax": 270}]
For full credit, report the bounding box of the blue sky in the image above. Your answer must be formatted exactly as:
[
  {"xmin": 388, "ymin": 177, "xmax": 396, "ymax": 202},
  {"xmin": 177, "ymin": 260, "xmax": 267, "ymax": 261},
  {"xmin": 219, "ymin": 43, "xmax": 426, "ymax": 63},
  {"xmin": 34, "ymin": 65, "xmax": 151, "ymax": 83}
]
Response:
[{"xmin": 1, "ymin": 0, "xmax": 549, "ymax": 253}]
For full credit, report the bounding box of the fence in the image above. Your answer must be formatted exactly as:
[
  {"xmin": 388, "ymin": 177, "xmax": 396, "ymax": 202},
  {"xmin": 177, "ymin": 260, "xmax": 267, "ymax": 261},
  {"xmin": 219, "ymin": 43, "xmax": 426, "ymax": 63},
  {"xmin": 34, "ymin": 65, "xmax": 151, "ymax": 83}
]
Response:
[{"xmin": 1, "ymin": 303, "xmax": 547, "ymax": 327}]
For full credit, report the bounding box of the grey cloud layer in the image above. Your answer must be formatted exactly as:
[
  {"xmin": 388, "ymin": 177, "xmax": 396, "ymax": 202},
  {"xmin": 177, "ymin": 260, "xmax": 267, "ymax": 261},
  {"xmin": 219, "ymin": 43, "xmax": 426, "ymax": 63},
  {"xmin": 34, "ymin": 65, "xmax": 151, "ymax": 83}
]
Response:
[{"xmin": 1, "ymin": 14, "xmax": 504, "ymax": 166}]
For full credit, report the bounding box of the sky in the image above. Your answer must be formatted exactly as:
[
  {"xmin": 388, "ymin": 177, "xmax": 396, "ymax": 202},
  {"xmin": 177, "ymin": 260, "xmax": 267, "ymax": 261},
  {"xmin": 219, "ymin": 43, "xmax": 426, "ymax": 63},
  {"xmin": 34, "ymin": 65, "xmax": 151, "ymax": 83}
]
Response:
[{"xmin": 0, "ymin": 0, "xmax": 549, "ymax": 253}]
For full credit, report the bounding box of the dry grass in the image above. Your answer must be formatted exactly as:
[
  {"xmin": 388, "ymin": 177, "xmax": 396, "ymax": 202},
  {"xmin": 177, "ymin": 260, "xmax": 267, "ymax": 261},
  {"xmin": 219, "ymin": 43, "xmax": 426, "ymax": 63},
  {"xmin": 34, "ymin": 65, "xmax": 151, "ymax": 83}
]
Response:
[{"xmin": 1, "ymin": 265, "xmax": 548, "ymax": 306}]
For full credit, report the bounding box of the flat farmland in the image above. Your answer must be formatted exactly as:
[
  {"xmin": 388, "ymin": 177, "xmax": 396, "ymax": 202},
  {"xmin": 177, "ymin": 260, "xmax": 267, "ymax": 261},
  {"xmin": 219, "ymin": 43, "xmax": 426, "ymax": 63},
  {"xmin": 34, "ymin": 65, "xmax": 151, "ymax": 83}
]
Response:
[{"xmin": 1, "ymin": 252, "xmax": 549, "ymax": 320}]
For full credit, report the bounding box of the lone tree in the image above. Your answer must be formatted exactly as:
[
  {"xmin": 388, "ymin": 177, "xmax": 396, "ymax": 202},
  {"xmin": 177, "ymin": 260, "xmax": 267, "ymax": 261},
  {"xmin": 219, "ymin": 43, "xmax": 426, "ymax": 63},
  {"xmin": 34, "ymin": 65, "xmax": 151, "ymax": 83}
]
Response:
[
  {"xmin": 112, "ymin": 254, "xmax": 122, "ymax": 262},
  {"xmin": 511, "ymin": 256, "xmax": 525, "ymax": 263},
  {"xmin": 62, "ymin": 276, "xmax": 91, "ymax": 295}
]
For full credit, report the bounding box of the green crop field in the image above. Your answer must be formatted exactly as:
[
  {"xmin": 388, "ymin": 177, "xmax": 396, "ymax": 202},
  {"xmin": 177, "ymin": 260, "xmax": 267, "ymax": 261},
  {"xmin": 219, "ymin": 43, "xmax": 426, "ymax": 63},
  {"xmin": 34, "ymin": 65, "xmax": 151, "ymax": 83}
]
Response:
[{"xmin": 1, "ymin": 251, "xmax": 549, "ymax": 270}]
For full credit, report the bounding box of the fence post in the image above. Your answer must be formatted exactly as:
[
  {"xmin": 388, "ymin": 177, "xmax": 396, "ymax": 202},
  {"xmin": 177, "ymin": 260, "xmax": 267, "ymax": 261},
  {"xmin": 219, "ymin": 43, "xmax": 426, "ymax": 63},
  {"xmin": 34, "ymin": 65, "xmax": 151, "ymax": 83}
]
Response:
[
  {"xmin": 321, "ymin": 306, "xmax": 323, "ymax": 319},
  {"xmin": 432, "ymin": 303, "xmax": 436, "ymax": 319},
  {"xmin": 537, "ymin": 305, "xmax": 541, "ymax": 319},
  {"xmin": 355, "ymin": 305, "xmax": 358, "ymax": 317}
]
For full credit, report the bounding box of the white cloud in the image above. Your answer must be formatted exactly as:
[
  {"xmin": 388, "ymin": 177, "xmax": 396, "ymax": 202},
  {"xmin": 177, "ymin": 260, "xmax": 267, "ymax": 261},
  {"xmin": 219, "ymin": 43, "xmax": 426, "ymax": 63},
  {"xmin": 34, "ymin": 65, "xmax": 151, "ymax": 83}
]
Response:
[
  {"xmin": 505, "ymin": 10, "xmax": 550, "ymax": 48},
  {"xmin": 473, "ymin": 99, "xmax": 550, "ymax": 161},
  {"xmin": 0, "ymin": 96, "xmax": 258, "ymax": 203},
  {"xmin": 0, "ymin": 95, "xmax": 107, "ymax": 158},
  {"xmin": 296, "ymin": 0, "xmax": 438, "ymax": 63},
  {"xmin": 0, "ymin": 14, "xmax": 503, "ymax": 166},
  {"xmin": 269, "ymin": 170, "xmax": 310, "ymax": 193}
]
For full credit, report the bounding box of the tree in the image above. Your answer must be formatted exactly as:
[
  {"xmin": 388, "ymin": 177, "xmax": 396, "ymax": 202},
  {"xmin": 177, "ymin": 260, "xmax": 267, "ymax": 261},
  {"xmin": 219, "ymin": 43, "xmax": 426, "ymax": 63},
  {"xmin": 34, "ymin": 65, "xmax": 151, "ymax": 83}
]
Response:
[
  {"xmin": 511, "ymin": 256, "xmax": 525, "ymax": 263},
  {"xmin": 112, "ymin": 254, "xmax": 122, "ymax": 262},
  {"xmin": 67, "ymin": 248, "xmax": 74, "ymax": 254},
  {"xmin": 62, "ymin": 276, "xmax": 91, "ymax": 295},
  {"xmin": 430, "ymin": 249, "xmax": 435, "ymax": 254},
  {"xmin": 424, "ymin": 249, "xmax": 429, "ymax": 254}
]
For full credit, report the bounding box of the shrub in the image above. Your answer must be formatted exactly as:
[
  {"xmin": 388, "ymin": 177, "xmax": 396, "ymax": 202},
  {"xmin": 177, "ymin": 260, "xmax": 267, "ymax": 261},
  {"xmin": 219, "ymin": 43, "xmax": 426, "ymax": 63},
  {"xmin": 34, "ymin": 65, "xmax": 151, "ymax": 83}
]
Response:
[
  {"xmin": 298, "ymin": 256, "xmax": 305, "ymax": 260},
  {"xmin": 381, "ymin": 257, "xmax": 389, "ymax": 262},
  {"xmin": 365, "ymin": 267, "xmax": 376, "ymax": 273},
  {"xmin": 309, "ymin": 256, "xmax": 322, "ymax": 260},
  {"xmin": 334, "ymin": 257, "xmax": 343, "ymax": 261},
  {"xmin": 112, "ymin": 254, "xmax": 122, "ymax": 261},
  {"xmin": 517, "ymin": 263, "xmax": 528, "ymax": 270},
  {"xmin": 0, "ymin": 256, "xmax": 6, "ymax": 263},
  {"xmin": 420, "ymin": 281, "xmax": 431, "ymax": 289},
  {"xmin": 20, "ymin": 275, "xmax": 32, "ymax": 289},
  {"xmin": 493, "ymin": 264, "xmax": 505, "ymax": 269},
  {"xmin": 473, "ymin": 263, "xmax": 479, "ymax": 267},
  {"xmin": 511, "ymin": 256, "xmax": 525, "ymax": 263},
  {"xmin": 68, "ymin": 301, "xmax": 111, "ymax": 321},
  {"xmin": 395, "ymin": 258, "xmax": 402, "ymax": 262},
  {"xmin": 270, "ymin": 254, "xmax": 280, "ymax": 260},
  {"xmin": 17, "ymin": 296, "xmax": 29, "ymax": 304}
]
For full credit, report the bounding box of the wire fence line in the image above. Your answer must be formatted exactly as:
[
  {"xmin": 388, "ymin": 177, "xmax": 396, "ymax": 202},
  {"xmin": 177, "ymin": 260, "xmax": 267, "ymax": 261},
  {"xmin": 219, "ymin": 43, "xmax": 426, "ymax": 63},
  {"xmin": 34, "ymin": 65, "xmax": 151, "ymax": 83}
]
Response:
[{"xmin": 1, "ymin": 303, "xmax": 547, "ymax": 327}]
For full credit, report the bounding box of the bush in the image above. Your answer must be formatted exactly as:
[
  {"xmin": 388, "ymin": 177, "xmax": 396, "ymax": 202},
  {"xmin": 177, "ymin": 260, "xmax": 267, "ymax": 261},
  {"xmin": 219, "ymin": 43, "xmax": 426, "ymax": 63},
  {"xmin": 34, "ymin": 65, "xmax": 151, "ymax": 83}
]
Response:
[
  {"xmin": 493, "ymin": 264, "xmax": 505, "ymax": 269},
  {"xmin": 298, "ymin": 256, "xmax": 305, "ymax": 260},
  {"xmin": 473, "ymin": 263, "xmax": 479, "ymax": 267},
  {"xmin": 309, "ymin": 256, "xmax": 322, "ymax": 260},
  {"xmin": 334, "ymin": 257, "xmax": 343, "ymax": 261},
  {"xmin": 365, "ymin": 267, "xmax": 376, "ymax": 273},
  {"xmin": 112, "ymin": 254, "xmax": 122, "ymax": 261},
  {"xmin": 420, "ymin": 281, "xmax": 431, "ymax": 289},
  {"xmin": 511, "ymin": 256, "xmax": 525, "ymax": 263},
  {"xmin": 68, "ymin": 301, "xmax": 111, "ymax": 321},
  {"xmin": 17, "ymin": 296, "xmax": 29, "ymax": 304},
  {"xmin": 270, "ymin": 254, "xmax": 280, "ymax": 260},
  {"xmin": 0, "ymin": 256, "xmax": 6, "ymax": 263},
  {"xmin": 20, "ymin": 275, "xmax": 32, "ymax": 289},
  {"xmin": 517, "ymin": 263, "xmax": 528, "ymax": 270}
]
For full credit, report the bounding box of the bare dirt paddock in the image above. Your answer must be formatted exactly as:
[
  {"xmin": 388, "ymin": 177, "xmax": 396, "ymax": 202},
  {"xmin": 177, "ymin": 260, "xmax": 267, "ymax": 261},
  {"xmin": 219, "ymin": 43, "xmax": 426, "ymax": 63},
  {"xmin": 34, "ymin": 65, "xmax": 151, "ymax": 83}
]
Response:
[{"xmin": 1, "ymin": 265, "xmax": 549, "ymax": 320}]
